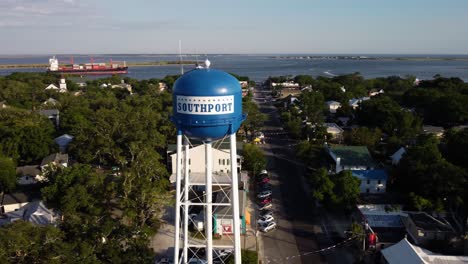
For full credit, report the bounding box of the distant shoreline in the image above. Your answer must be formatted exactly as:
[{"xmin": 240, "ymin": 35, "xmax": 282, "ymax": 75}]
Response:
[
  {"xmin": 0, "ymin": 61, "xmax": 197, "ymax": 69},
  {"xmin": 270, "ymin": 56, "xmax": 468, "ymax": 61}
]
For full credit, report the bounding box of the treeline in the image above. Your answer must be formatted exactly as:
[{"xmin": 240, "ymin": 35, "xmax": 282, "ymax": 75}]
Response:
[
  {"xmin": 0, "ymin": 72, "xmax": 176, "ymax": 263},
  {"xmin": 275, "ymin": 73, "xmax": 467, "ymax": 216}
]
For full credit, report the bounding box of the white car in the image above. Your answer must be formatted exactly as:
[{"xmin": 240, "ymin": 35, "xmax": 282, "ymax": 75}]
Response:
[
  {"xmin": 257, "ymin": 190, "xmax": 272, "ymax": 199},
  {"xmin": 257, "ymin": 215, "xmax": 275, "ymax": 225},
  {"xmin": 214, "ymin": 248, "xmax": 233, "ymax": 259},
  {"xmin": 259, "ymin": 221, "xmax": 276, "ymax": 232},
  {"xmin": 258, "ymin": 203, "xmax": 273, "ymax": 211},
  {"xmin": 259, "ymin": 169, "xmax": 268, "ymax": 176}
]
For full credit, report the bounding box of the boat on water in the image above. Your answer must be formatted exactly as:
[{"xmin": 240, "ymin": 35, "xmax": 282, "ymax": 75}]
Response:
[{"xmin": 47, "ymin": 56, "xmax": 128, "ymax": 75}]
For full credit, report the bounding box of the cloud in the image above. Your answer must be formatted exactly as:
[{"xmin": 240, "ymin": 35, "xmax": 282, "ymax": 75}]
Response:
[{"xmin": 0, "ymin": 0, "xmax": 89, "ymax": 28}]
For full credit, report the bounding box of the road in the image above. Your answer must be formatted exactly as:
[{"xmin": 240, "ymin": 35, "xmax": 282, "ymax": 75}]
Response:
[{"xmin": 254, "ymin": 87, "xmax": 355, "ymax": 264}]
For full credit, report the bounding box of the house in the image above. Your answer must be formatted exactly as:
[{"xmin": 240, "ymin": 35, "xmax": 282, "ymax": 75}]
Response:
[
  {"xmin": 423, "ymin": 125, "xmax": 444, "ymax": 138},
  {"xmin": 45, "ymin": 79, "xmax": 67, "ymax": 93},
  {"xmin": 40, "ymin": 153, "xmax": 69, "ymax": 171},
  {"xmin": 158, "ymin": 82, "xmax": 168, "ymax": 92},
  {"xmin": 23, "ymin": 201, "xmax": 58, "ymax": 225},
  {"xmin": 278, "ymin": 87, "xmax": 302, "ymax": 99},
  {"xmin": 357, "ymin": 204, "xmax": 407, "ymax": 250},
  {"xmin": 326, "ymin": 145, "xmax": 376, "ymax": 173},
  {"xmin": 167, "ymin": 141, "xmax": 244, "ymax": 185},
  {"xmin": 38, "ymin": 109, "xmax": 59, "ymax": 127},
  {"xmin": 381, "ymin": 237, "xmax": 468, "ymax": 264},
  {"xmin": 390, "ymin": 147, "xmax": 406, "ymax": 165},
  {"xmin": 352, "ymin": 170, "xmax": 387, "ymax": 193},
  {"xmin": 16, "ymin": 165, "xmax": 43, "ymax": 185},
  {"xmin": 282, "ymin": 95, "xmax": 300, "ymax": 108},
  {"xmin": 401, "ymin": 212, "xmax": 455, "ymax": 247},
  {"xmin": 337, "ymin": 117, "xmax": 350, "ymax": 127},
  {"xmin": 54, "ymin": 134, "xmax": 74, "ymax": 153},
  {"xmin": 239, "ymin": 81, "xmax": 248, "ymax": 88},
  {"xmin": 0, "ymin": 191, "xmax": 39, "ymax": 214},
  {"xmin": 324, "ymin": 123, "xmax": 344, "ymax": 142},
  {"xmin": 76, "ymin": 82, "xmax": 87, "ymax": 87},
  {"xmin": 1, "ymin": 201, "xmax": 58, "ymax": 226},
  {"xmin": 369, "ymin": 89, "xmax": 384, "ymax": 97},
  {"xmin": 42, "ymin": 98, "xmax": 58, "ymax": 106},
  {"xmin": 111, "ymin": 80, "xmax": 133, "ymax": 93},
  {"xmin": 349, "ymin": 97, "xmax": 370, "ymax": 109},
  {"xmin": 325, "ymin": 101, "xmax": 341, "ymax": 113}
]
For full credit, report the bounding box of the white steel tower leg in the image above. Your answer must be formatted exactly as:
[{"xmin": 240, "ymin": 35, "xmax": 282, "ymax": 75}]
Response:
[
  {"xmin": 205, "ymin": 142, "xmax": 213, "ymax": 263},
  {"xmin": 183, "ymin": 140, "xmax": 190, "ymax": 264},
  {"xmin": 174, "ymin": 133, "xmax": 182, "ymax": 264},
  {"xmin": 230, "ymin": 134, "xmax": 242, "ymax": 264}
]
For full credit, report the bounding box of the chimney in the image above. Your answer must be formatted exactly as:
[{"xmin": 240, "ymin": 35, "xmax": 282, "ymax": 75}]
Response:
[{"xmin": 336, "ymin": 157, "xmax": 341, "ymax": 173}]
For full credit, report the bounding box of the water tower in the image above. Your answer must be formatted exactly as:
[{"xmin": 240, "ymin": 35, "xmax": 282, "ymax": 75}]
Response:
[{"xmin": 172, "ymin": 60, "xmax": 245, "ymax": 264}]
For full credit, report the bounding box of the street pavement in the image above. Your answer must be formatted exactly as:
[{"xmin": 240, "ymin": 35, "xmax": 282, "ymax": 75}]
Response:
[{"xmin": 254, "ymin": 87, "xmax": 355, "ymax": 264}]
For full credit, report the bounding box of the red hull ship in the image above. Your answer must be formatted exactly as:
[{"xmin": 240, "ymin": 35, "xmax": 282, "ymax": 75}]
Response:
[{"xmin": 47, "ymin": 56, "xmax": 128, "ymax": 75}]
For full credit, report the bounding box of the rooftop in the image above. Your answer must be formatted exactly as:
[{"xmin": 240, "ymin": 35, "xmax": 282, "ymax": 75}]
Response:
[
  {"xmin": 381, "ymin": 237, "xmax": 468, "ymax": 264},
  {"xmin": 329, "ymin": 145, "xmax": 376, "ymax": 168},
  {"xmin": 408, "ymin": 212, "xmax": 454, "ymax": 232},
  {"xmin": 40, "ymin": 153, "xmax": 69, "ymax": 167},
  {"xmin": 38, "ymin": 109, "xmax": 59, "ymax": 116},
  {"xmin": 352, "ymin": 169, "xmax": 388, "ymax": 180},
  {"xmin": 1, "ymin": 191, "xmax": 40, "ymax": 205},
  {"xmin": 16, "ymin": 165, "xmax": 41, "ymax": 177}
]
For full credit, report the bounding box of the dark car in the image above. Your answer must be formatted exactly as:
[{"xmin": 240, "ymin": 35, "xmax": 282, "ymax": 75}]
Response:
[{"xmin": 256, "ymin": 177, "xmax": 270, "ymax": 184}]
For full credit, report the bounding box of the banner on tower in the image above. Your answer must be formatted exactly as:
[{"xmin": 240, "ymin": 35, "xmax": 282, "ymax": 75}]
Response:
[{"xmin": 176, "ymin": 95, "xmax": 234, "ymax": 115}]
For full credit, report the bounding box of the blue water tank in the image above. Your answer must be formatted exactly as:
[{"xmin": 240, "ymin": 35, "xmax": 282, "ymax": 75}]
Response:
[{"xmin": 172, "ymin": 67, "xmax": 245, "ymax": 140}]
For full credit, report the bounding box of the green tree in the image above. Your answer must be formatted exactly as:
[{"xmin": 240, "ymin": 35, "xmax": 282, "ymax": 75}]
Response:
[
  {"xmin": 330, "ymin": 170, "xmax": 361, "ymax": 209},
  {"xmin": 299, "ymin": 90, "xmax": 325, "ymax": 124},
  {"xmin": 309, "ymin": 168, "xmax": 335, "ymax": 202},
  {"xmin": 241, "ymin": 100, "xmax": 267, "ymax": 137},
  {"xmin": 0, "ymin": 155, "xmax": 16, "ymax": 194},
  {"xmin": 345, "ymin": 127, "xmax": 382, "ymax": 149},
  {"xmin": 242, "ymin": 144, "xmax": 266, "ymax": 176},
  {"xmin": 0, "ymin": 221, "xmax": 71, "ymax": 263}
]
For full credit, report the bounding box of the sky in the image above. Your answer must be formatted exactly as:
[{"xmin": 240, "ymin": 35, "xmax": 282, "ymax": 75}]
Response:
[{"xmin": 1, "ymin": 0, "xmax": 468, "ymax": 54}]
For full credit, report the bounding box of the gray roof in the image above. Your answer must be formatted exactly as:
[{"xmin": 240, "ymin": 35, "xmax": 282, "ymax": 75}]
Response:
[
  {"xmin": 54, "ymin": 134, "xmax": 74, "ymax": 146},
  {"xmin": 40, "ymin": 153, "xmax": 68, "ymax": 167},
  {"xmin": 16, "ymin": 165, "xmax": 41, "ymax": 177},
  {"xmin": 408, "ymin": 212, "xmax": 454, "ymax": 232},
  {"xmin": 1, "ymin": 191, "xmax": 39, "ymax": 205},
  {"xmin": 24, "ymin": 201, "xmax": 55, "ymax": 225}
]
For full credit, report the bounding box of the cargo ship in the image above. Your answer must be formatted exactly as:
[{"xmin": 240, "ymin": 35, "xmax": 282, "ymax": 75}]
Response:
[{"xmin": 47, "ymin": 56, "xmax": 128, "ymax": 75}]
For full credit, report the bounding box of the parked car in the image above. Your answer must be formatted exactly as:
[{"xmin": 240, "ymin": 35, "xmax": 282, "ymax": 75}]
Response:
[
  {"xmin": 259, "ymin": 221, "xmax": 277, "ymax": 232},
  {"xmin": 259, "ymin": 210, "xmax": 274, "ymax": 218},
  {"xmin": 214, "ymin": 248, "xmax": 233, "ymax": 259},
  {"xmin": 257, "ymin": 190, "xmax": 272, "ymax": 199},
  {"xmin": 155, "ymin": 258, "xmax": 173, "ymax": 264},
  {"xmin": 256, "ymin": 177, "xmax": 270, "ymax": 184},
  {"xmin": 259, "ymin": 169, "xmax": 268, "ymax": 176},
  {"xmin": 258, "ymin": 197, "xmax": 272, "ymax": 205},
  {"xmin": 258, "ymin": 203, "xmax": 273, "ymax": 210},
  {"xmin": 257, "ymin": 183, "xmax": 272, "ymax": 192},
  {"xmin": 257, "ymin": 215, "xmax": 275, "ymax": 225}
]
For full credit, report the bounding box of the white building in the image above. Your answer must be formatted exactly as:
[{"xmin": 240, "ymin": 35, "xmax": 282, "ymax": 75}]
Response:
[
  {"xmin": 0, "ymin": 192, "xmax": 38, "ymax": 214},
  {"xmin": 59, "ymin": 78, "xmax": 67, "ymax": 91},
  {"xmin": 326, "ymin": 145, "xmax": 376, "ymax": 173},
  {"xmin": 167, "ymin": 141, "xmax": 243, "ymax": 184},
  {"xmin": 349, "ymin": 97, "xmax": 370, "ymax": 109},
  {"xmin": 351, "ymin": 170, "xmax": 387, "ymax": 194},
  {"xmin": 325, "ymin": 101, "xmax": 341, "ymax": 113}
]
